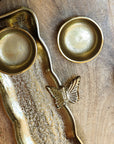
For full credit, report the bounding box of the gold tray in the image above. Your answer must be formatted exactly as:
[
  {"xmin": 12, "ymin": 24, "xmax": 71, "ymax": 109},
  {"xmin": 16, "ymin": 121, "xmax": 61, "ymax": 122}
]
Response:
[{"xmin": 0, "ymin": 7, "xmax": 82, "ymax": 144}]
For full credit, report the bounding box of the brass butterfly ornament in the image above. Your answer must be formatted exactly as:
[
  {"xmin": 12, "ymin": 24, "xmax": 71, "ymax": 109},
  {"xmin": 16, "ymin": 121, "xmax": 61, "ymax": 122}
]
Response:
[{"xmin": 47, "ymin": 76, "xmax": 81, "ymax": 109}]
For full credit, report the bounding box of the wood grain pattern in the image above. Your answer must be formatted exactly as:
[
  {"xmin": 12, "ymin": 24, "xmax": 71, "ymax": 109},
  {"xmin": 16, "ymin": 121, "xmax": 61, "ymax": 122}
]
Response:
[{"xmin": 0, "ymin": 0, "xmax": 114, "ymax": 144}]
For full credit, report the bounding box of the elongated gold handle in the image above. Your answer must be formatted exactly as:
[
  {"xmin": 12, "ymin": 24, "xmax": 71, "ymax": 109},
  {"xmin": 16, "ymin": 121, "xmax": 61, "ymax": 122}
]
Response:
[{"xmin": 0, "ymin": 74, "xmax": 36, "ymax": 144}]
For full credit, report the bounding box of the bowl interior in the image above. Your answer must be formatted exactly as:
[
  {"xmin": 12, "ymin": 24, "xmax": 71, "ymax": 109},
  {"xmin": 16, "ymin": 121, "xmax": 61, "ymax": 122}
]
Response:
[
  {"xmin": 0, "ymin": 28, "xmax": 37, "ymax": 74},
  {"xmin": 58, "ymin": 17, "xmax": 103, "ymax": 63}
]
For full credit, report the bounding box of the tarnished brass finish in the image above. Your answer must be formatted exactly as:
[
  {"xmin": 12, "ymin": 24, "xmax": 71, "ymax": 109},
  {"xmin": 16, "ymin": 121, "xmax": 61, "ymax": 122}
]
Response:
[
  {"xmin": 0, "ymin": 27, "xmax": 37, "ymax": 75},
  {"xmin": 0, "ymin": 8, "xmax": 83, "ymax": 144},
  {"xmin": 57, "ymin": 17, "xmax": 104, "ymax": 63}
]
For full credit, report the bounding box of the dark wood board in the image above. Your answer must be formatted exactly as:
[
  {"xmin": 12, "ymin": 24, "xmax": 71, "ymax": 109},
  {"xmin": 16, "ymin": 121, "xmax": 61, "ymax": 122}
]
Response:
[{"xmin": 0, "ymin": 0, "xmax": 113, "ymax": 144}]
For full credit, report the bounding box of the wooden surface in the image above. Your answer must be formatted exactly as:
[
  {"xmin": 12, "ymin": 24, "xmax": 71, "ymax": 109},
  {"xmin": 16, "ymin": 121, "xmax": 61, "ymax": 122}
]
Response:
[{"xmin": 0, "ymin": 0, "xmax": 114, "ymax": 144}]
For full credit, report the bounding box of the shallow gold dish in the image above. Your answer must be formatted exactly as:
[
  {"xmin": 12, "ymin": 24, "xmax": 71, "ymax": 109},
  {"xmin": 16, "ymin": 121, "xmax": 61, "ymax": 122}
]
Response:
[
  {"xmin": 0, "ymin": 27, "xmax": 37, "ymax": 75},
  {"xmin": 57, "ymin": 17, "xmax": 103, "ymax": 63}
]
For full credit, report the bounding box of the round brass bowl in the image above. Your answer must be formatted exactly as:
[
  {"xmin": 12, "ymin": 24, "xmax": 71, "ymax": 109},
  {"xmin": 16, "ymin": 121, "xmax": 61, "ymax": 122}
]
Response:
[
  {"xmin": 0, "ymin": 28, "xmax": 37, "ymax": 75},
  {"xmin": 57, "ymin": 17, "xmax": 103, "ymax": 63}
]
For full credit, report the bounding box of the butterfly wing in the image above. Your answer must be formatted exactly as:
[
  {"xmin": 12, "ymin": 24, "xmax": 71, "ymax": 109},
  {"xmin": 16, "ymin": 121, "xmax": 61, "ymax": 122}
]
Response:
[
  {"xmin": 66, "ymin": 76, "xmax": 81, "ymax": 103},
  {"xmin": 46, "ymin": 86, "xmax": 66, "ymax": 108}
]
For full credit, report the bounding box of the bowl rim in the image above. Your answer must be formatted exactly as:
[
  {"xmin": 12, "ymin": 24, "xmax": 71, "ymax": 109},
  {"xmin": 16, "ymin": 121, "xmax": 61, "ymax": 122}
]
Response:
[
  {"xmin": 0, "ymin": 27, "xmax": 37, "ymax": 75},
  {"xmin": 57, "ymin": 16, "xmax": 104, "ymax": 63}
]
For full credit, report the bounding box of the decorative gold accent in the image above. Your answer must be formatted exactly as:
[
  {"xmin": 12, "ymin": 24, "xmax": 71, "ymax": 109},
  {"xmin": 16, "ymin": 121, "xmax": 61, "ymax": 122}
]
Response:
[
  {"xmin": 47, "ymin": 76, "xmax": 81, "ymax": 108},
  {"xmin": 0, "ymin": 8, "xmax": 83, "ymax": 144},
  {"xmin": 57, "ymin": 17, "xmax": 104, "ymax": 63}
]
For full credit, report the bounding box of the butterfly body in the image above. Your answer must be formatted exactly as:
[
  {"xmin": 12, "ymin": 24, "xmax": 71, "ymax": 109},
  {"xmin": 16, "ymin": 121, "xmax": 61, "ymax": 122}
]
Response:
[{"xmin": 47, "ymin": 76, "xmax": 81, "ymax": 109}]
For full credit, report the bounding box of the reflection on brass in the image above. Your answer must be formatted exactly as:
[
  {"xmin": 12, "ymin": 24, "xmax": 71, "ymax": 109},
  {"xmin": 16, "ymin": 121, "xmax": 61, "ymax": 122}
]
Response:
[
  {"xmin": 47, "ymin": 76, "xmax": 80, "ymax": 108},
  {"xmin": 0, "ymin": 27, "xmax": 37, "ymax": 75},
  {"xmin": 0, "ymin": 8, "xmax": 83, "ymax": 144},
  {"xmin": 57, "ymin": 17, "xmax": 104, "ymax": 63}
]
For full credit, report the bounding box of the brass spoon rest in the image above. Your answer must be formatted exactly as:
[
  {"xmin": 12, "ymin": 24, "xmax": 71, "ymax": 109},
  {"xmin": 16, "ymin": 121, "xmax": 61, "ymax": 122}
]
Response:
[{"xmin": 0, "ymin": 8, "xmax": 83, "ymax": 144}]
